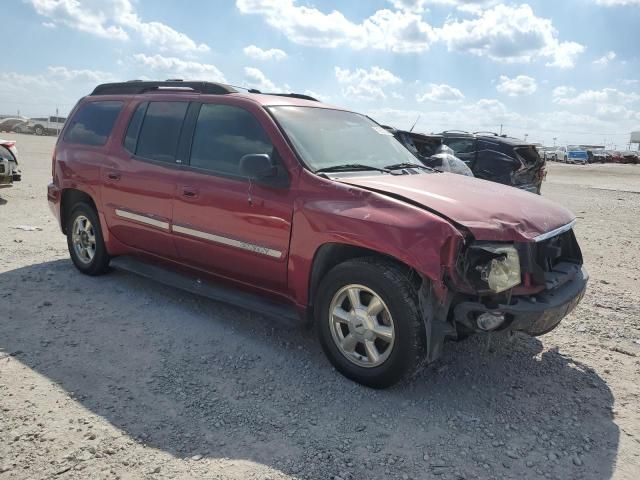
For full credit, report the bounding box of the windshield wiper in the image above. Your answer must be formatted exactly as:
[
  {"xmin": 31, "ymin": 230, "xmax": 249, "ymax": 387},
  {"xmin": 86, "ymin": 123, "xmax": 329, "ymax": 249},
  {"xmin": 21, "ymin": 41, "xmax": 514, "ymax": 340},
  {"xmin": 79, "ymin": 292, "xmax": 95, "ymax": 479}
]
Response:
[
  {"xmin": 315, "ymin": 163, "xmax": 398, "ymax": 175},
  {"xmin": 384, "ymin": 162, "xmax": 435, "ymax": 172}
]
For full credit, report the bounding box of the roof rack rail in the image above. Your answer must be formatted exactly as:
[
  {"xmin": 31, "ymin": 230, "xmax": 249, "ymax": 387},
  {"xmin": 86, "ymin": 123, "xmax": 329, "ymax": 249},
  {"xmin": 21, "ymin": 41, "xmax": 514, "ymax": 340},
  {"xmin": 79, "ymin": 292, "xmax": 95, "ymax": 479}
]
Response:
[
  {"xmin": 441, "ymin": 129, "xmax": 470, "ymax": 134},
  {"xmin": 473, "ymin": 131, "xmax": 499, "ymax": 136},
  {"xmin": 90, "ymin": 81, "xmax": 237, "ymax": 96},
  {"xmin": 247, "ymin": 89, "xmax": 319, "ymax": 102}
]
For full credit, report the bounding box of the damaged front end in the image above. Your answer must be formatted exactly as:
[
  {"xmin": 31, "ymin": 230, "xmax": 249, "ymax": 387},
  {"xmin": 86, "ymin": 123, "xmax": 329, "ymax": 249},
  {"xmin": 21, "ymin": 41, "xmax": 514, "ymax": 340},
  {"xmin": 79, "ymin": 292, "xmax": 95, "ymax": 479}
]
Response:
[
  {"xmin": 0, "ymin": 143, "xmax": 21, "ymax": 188},
  {"xmin": 448, "ymin": 224, "xmax": 587, "ymax": 337}
]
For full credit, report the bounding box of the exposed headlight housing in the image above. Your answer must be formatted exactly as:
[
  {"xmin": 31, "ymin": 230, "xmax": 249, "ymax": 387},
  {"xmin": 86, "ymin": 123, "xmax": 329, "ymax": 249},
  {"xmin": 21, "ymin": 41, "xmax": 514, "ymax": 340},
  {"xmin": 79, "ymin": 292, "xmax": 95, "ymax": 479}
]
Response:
[{"xmin": 464, "ymin": 244, "xmax": 521, "ymax": 293}]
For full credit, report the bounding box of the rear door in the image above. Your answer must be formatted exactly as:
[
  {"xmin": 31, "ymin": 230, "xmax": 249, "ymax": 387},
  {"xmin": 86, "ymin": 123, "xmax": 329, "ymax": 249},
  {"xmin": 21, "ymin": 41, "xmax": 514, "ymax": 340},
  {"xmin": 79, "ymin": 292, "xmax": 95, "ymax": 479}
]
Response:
[
  {"xmin": 101, "ymin": 100, "xmax": 189, "ymax": 258},
  {"xmin": 172, "ymin": 101, "xmax": 294, "ymax": 292}
]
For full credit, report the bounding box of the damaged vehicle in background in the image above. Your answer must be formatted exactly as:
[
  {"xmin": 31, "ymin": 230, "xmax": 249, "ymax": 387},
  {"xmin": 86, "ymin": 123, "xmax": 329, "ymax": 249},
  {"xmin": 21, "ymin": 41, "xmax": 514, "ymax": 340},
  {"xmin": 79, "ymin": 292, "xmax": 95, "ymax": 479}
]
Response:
[
  {"xmin": 439, "ymin": 131, "xmax": 546, "ymax": 194},
  {"xmin": 0, "ymin": 139, "xmax": 21, "ymax": 188},
  {"xmin": 383, "ymin": 127, "xmax": 474, "ymax": 177},
  {"xmin": 49, "ymin": 81, "xmax": 588, "ymax": 388}
]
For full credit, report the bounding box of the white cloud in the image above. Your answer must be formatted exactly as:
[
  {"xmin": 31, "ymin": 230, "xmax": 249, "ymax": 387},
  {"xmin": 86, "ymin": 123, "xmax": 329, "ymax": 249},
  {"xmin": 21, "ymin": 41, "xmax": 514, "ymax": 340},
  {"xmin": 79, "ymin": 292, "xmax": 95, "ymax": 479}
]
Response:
[
  {"xmin": 438, "ymin": 4, "xmax": 585, "ymax": 68},
  {"xmin": 335, "ymin": 66, "xmax": 402, "ymax": 100},
  {"xmin": 236, "ymin": 0, "xmax": 436, "ymax": 53},
  {"xmin": 243, "ymin": 45, "xmax": 287, "ymax": 61},
  {"xmin": 28, "ymin": 0, "xmax": 209, "ymax": 53},
  {"xmin": 496, "ymin": 75, "xmax": 537, "ymax": 96},
  {"xmin": 47, "ymin": 66, "xmax": 115, "ymax": 83},
  {"xmin": 416, "ymin": 83, "xmax": 465, "ymax": 103},
  {"xmin": 594, "ymin": 0, "xmax": 640, "ymax": 5},
  {"xmin": 387, "ymin": 0, "xmax": 428, "ymax": 12},
  {"xmin": 553, "ymin": 87, "xmax": 640, "ymax": 106},
  {"xmin": 593, "ymin": 51, "xmax": 617, "ymax": 66},
  {"xmin": 236, "ymin": 2, "xmax": 583, "ymax": 67},
  {"xmin": 41, "ymin": 21, "xmax": 56, "ymax": 28},
  {"xmin": 244, "ymin": 67, "xmax": 277, "ymax": 91},
  {"xmin": 132, "ymin": 54, "xmax": 226, "ymax": 82},
  {"xmin": 552, "ymin": 85, "xmax": 576, "ymax": 97}
]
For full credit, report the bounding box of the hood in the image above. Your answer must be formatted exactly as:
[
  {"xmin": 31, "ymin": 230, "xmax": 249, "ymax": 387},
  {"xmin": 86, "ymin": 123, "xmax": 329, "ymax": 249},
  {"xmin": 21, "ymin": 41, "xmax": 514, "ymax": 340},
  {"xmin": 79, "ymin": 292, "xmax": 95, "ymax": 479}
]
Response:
[{"xmin": 339, "ymin": 173, "xmax": 575, "ymax": 242}]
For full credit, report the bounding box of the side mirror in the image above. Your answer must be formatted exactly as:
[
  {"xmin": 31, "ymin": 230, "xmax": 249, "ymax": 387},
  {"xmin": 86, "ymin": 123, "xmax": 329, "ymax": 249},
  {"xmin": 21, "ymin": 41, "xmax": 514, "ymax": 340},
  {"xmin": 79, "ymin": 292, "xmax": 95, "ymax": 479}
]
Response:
[{"xmin": 239, "ymin": 154, "xmax": 277, "ymax": 179}]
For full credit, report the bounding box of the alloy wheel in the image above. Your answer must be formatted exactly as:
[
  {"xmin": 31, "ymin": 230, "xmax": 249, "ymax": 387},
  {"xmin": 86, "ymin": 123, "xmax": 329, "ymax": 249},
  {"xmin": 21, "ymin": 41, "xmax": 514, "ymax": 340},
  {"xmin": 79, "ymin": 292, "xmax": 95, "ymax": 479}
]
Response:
[
  {"xmin": 71, "ymin": 215, "xmax": 96, "ymax": 264},
  {"xmin": 328, "ymin": 284, "xmax": 395, "ymax": 368}
]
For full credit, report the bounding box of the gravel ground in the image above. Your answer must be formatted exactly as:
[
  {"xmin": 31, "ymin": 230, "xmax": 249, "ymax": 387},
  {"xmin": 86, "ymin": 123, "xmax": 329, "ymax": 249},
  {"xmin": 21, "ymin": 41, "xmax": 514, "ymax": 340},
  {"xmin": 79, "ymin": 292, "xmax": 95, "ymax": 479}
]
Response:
[{"xmin": 1, "ymin": 133, "xmax": 639, "ymax": 480}]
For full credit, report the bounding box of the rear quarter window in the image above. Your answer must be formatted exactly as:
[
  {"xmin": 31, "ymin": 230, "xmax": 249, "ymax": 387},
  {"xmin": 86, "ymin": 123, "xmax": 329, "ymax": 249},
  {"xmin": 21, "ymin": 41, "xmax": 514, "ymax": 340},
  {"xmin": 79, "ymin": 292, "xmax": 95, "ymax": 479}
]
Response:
[{"xmin": 64, "ymin": 101, "xmax": 123, "ymax": 146}]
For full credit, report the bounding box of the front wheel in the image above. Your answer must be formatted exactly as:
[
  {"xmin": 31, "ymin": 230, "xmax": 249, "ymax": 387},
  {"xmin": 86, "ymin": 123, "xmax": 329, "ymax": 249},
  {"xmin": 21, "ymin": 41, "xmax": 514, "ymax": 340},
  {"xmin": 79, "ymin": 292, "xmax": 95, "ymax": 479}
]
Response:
[
  {"xmin": 34, "ymin": 125, "xmax": 44, "ymax": 135},
  {"xmin": 315, "ymin": 257, "xmax": 427, "ymax": 388},
  {"xmin": 66, "ymin": 203, "xmax": 111, "ymax": 275}
]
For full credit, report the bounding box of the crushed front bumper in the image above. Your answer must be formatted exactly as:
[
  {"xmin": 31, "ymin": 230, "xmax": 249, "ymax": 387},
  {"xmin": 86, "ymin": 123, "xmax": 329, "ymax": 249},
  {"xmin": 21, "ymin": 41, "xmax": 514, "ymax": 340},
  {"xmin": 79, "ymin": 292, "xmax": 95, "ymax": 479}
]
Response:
[
  {"xmin": 454, "ymin": 265, "xmax": 588, "ymax": 336},
  {"xmin": 0, "ymin": 158, "xmax": 21, "ymax": 187}
]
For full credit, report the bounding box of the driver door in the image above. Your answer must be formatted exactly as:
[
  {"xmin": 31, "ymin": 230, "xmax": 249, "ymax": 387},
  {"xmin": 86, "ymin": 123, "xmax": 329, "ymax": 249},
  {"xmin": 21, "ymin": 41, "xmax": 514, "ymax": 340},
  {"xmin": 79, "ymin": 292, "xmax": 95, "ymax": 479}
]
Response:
[{"xmin": 171, "ymin": 102, "xmax": 294, "ymax": 292}]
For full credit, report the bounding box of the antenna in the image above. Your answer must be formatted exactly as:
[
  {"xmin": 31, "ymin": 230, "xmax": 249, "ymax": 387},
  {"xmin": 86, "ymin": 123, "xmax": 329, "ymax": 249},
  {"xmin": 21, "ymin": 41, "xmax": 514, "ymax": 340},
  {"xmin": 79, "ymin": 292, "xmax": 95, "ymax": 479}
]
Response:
[{"xmin": 409, "ymin": 115, "xmax": 421, "ymax": 132}]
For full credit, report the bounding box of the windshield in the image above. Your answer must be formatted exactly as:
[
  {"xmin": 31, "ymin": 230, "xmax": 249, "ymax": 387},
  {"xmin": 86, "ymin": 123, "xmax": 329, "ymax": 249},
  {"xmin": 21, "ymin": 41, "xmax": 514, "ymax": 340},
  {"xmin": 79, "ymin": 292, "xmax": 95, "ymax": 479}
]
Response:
[
  {"xmin": 567, "ymin": 145, "xmax": 582, "ymax": 151},
  {"xmin": 269, "ymin": 106, "xmax": 420, "ymax": 172}
]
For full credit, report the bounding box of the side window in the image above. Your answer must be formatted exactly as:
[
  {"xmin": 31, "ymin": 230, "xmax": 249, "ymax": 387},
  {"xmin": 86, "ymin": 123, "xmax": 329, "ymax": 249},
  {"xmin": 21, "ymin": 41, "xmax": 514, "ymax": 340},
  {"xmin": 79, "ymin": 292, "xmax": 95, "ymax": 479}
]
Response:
[
  {"xmin": 63, "ymin": 101, "xmax": 124, "ymax": 146},
  {"xmin": 189, "ymin": 104, "xmax": 273, "ymax": 176},
  {"xmin": 124, "ymin": 102, "xmax": 147, "ymax": 154},
  {"xmin": 445, "ymin": 138, "xmax": 475, "ymax": 154},
  {"xmin": 135, "ymin": 101, "xmax": 188, "ymax": 163}
]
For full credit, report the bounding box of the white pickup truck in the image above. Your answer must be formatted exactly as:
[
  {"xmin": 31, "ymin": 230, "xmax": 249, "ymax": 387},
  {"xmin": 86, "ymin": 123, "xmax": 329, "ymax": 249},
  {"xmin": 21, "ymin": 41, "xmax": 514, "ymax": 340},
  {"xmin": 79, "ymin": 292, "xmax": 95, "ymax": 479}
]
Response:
[{"xmin": 26, "ymin": 116, "xmax": 66, "ymax": 136}]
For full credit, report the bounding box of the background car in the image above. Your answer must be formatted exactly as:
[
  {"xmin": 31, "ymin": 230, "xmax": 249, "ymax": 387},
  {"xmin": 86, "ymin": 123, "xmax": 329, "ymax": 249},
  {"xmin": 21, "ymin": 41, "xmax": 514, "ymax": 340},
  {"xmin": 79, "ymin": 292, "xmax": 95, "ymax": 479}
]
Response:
[
  {"xmin": 384, "ymin": 127, "xmax": 474, "ymax": 177},
  {"xmin": 0, "ymin": 139, "xmax": 21, "ymax": 188},
  {"xmin": 0, "ymin": 117, "xmax": 28, "ymax": 133},
  {"xmin": 591, "ymin": 149, "xmax": 610, "ymax": 163},
  {"xmin": 439, "ymin": 131, "xmax": 546, "ymax": 193},
  {"xmin": 555, "ymin": 145, "xmax": 588, "ymax": 164},
  {"xmin": 26, "ymin": 115, "xmax": 67, "ymax": 135}
]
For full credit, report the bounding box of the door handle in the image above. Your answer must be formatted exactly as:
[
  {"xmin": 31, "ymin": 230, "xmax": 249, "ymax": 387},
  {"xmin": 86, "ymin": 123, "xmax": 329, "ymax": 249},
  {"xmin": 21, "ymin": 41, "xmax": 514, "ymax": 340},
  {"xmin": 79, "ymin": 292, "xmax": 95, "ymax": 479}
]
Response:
[
  {"xmin": 181, "ymin": 187, "xmax": 198, "ymax": 198},
  {"xmin": 107, "ymin": 172, "xmax": 121, "ymax": 181}
]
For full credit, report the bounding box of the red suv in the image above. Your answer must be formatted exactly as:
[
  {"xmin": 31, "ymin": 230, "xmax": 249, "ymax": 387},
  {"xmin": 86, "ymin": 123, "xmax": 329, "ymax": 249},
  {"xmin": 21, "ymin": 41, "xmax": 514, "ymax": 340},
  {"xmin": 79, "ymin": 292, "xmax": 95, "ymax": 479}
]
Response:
[{"xmin": 48, "ymin": 81, "xmax": 588, "ymax": 388}]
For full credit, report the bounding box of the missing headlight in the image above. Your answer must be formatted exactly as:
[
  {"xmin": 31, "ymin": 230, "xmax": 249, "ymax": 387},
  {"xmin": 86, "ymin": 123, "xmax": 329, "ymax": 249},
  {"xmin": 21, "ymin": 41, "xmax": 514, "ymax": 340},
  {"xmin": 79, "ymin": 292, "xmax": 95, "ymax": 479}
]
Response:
[{"xmin": 463, "ymin": 244, "xmax": 521, "ymax": 293}]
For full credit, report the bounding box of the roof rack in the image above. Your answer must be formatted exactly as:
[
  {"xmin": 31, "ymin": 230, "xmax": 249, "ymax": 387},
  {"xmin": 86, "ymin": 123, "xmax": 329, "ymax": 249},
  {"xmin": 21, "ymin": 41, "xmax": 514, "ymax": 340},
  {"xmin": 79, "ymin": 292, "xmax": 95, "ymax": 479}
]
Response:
[
  {"xmin": 248, "ymin": 89, "xmax": 319, "ymax": 102},
  {"xmin": 473, "ymin": 131, "xmax": 499, "ymax": 136},
  {"xmin": 91, "ymin": 80, "xmax": 238, "ymax": 96},
  {"xmin": 441, "ymin": 130, "xmax": 470, "ymax": 134}
]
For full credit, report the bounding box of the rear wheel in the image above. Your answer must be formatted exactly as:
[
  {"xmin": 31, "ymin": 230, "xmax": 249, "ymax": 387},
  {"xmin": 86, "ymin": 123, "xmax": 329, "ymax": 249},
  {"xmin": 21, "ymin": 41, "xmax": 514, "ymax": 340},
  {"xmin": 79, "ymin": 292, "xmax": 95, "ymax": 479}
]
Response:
[
  {"xmin": 66, "ymin": 203, "xmax": 110, "ymax": 275},
  {"xmin": 34, "ymin": 125, "xmax": 44, "ymax": 136},
  {"xmin": 315, "ymin": 257, "xmax": 427, "ymax": 388}
]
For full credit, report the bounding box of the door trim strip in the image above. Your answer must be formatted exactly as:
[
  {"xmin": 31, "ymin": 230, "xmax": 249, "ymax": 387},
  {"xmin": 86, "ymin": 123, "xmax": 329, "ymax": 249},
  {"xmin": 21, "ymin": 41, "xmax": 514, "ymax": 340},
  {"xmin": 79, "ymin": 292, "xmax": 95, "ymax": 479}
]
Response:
[
  {"xmin": 115, "ymin": 209, "xmax": 170, "ymax": 231},
  {"xmin": 173, "ymin": 224, "xmax": 282, "ymax": 259}
]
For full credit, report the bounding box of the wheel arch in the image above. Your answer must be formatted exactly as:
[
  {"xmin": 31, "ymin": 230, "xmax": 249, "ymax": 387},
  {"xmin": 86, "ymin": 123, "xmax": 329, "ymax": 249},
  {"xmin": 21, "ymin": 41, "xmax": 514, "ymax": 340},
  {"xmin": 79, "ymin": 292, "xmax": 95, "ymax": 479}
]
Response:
[
  {"xmin": 307, "ymin": 242, "xmax": 423, "ymax": 309},
  {"xmin": 60, "ymin": 188, "xmax": 98, "ymax": 234}
]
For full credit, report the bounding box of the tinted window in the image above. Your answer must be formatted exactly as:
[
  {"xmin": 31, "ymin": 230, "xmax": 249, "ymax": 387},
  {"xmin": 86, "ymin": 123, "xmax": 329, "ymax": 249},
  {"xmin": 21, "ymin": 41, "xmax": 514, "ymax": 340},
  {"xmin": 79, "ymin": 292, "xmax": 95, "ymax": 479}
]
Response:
[
  {"xmin": 64, "ymin": 101, "xmax": 123, "ymax": 146},
  {"xmin": 124, "ymin": 102, "xmax": 147, "ymax": 153},
  {"xmin": 136, "ymin": 102, "xmax": 188, "ymax": 163},
  {"xmin": 190, "ymin": 104, "xmax": 273, "ymax": 175},
  {"xmin": 445, "ymin": 138, "xmax": 475, "ymax": 154}
]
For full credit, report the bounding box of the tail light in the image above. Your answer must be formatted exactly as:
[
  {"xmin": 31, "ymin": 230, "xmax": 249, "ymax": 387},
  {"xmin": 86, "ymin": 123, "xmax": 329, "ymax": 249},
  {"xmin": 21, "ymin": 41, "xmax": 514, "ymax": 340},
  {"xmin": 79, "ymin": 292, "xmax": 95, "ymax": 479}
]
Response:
[{"xmin": 2, "ymin": 141, "xmax": 15, "ymax": 148}]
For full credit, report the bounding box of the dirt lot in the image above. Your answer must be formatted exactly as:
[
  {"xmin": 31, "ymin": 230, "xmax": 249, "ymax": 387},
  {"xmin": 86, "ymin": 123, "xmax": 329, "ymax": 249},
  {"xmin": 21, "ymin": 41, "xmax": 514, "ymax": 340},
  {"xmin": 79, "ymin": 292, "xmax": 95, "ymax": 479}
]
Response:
[{"xmin": 1, "ymin": 133, "xmax": 639, "ymax": 480}]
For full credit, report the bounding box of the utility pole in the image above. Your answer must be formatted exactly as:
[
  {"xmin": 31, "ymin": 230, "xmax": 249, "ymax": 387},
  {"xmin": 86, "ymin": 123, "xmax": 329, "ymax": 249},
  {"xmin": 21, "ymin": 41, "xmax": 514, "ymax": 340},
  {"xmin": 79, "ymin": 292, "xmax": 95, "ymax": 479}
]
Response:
[
  {"xmin": 553, "ymin": 137, "xmax": 557, "ymax": 147},
  {"xmin": 499, "ymin": 124, "xmax": 503, "ymax": 135}
]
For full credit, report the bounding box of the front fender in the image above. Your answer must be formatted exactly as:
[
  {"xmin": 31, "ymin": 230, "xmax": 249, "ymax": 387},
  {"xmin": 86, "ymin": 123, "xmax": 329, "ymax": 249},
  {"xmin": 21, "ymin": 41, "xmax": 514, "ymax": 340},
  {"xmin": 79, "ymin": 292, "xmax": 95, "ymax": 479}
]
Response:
[{"xmin": 287, "ymin": 179, "xmax": 465, "ymax": 306}]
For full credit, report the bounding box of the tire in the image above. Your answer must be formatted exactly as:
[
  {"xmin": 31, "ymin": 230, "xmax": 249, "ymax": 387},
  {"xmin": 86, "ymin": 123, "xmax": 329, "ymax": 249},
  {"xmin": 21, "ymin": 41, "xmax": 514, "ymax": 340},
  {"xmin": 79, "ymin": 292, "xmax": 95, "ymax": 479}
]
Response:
[
  {"xmin": 315, "ymin": 257, "xmax": 427, "ymax": 388},
  {"xmin": 66, "ymin": 202, "xmax": 111, "ymax": 275},
  {"xmin": 34, "ymin": 125, "xmax": 44, "ymax": 136}
]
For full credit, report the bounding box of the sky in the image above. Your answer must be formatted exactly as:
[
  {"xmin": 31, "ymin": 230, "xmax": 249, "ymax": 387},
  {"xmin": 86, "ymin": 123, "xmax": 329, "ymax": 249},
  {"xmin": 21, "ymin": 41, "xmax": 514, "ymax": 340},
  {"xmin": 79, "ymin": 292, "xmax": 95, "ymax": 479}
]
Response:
[{"xmin": 3, "ymin": 0, "xmax": 640, "ymax": 148}]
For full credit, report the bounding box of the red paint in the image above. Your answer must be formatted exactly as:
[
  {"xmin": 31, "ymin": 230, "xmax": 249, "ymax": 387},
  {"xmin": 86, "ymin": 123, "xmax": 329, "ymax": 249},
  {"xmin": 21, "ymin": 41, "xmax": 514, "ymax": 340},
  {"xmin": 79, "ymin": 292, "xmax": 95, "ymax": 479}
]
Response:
[{"xmin": 49, "ymin": 90, "xmax": 575, "ymax": 311}]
